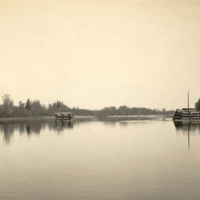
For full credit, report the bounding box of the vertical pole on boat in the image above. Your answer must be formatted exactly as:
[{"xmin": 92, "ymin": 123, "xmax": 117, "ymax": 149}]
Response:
[{"xmin": 188, "ymin": 91, "xmax": 190, "ymax": 120}]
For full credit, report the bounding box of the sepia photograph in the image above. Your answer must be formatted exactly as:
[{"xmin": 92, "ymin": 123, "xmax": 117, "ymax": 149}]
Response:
[{"xmin": 0, "ymin": 0, "xmax": 200, "ymax": 199}]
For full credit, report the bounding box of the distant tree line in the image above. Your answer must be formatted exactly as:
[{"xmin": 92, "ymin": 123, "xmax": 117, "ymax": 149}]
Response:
[{"xmin": 0, "ymin": 94, "xmax": 174, "ymax": 118}]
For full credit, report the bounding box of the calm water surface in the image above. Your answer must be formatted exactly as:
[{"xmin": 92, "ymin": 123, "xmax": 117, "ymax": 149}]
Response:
[{"xmin": 1, "ymin": 119, "xmax": 200, "ymax": 200}]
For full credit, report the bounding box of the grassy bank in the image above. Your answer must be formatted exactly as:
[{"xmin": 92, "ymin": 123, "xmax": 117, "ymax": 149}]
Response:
[
  {"xmin": 0, "ymin": 116, "xmax": 55, "ymax": 122},
  {"xmin": 0, "ymin": 116, "xmax": 95, "ymax": 122},
  {"xmin": 95, "ymin": 115, "xmax": 170, "ymax": 122},
  {"xmin": 0, "ymin": 115, "xmax": 172, "ymax": 122}
]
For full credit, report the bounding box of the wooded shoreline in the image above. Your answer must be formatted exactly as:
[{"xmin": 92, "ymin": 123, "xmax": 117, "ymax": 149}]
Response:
[{"xmin": 0, "ymin": 94, "xmax": 175, "ymax": 118}]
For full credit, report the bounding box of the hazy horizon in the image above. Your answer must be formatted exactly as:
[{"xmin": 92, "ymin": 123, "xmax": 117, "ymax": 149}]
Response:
[{"xmin": 1, "ymin": 0, "xmax": 200, "ymax": 110}]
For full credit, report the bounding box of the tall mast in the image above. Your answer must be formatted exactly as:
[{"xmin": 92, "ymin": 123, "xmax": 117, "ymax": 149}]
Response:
[{"xmin": 188, "ymin": 91, "xmax": 189, "ymax": 110}]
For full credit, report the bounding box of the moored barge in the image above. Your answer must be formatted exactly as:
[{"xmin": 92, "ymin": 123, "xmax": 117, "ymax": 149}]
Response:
[
  {"xmin": 173, "ymin": 108, "xmax": 200, "ymax": 122},
  {"xmin": 54, "ymin": 112, "xmax": 74, "ymax": 122}
]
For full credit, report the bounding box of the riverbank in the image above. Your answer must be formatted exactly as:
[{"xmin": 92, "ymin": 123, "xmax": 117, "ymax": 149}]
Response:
[
  {"xmin": 0, "ymin": 116, "xmax": 95, "ymax": 122},
  {"xmin": 95, "ymin": 115, "xmax": 172, "ymax": 122},
  {"xmin": 0, "ymin": 115, "xmax": 173, "ymax": 122},
  {"xmin": 0, "ymin": 116, "xmax": 54, "ymax": 122}
]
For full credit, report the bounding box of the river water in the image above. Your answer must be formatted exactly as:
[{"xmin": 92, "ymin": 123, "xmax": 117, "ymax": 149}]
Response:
[{"xmin": 0, "ymin": 119, "xmax": 200, "ymax": 200}]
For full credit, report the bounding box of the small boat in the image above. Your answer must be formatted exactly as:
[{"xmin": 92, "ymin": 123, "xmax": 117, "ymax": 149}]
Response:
[{"xmin": 54, "ymin": 112, "xmax": 74, "ymax": 122}]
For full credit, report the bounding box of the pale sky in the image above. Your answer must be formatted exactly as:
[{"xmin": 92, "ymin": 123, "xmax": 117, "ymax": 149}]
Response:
[{"xmin": 0, "ymin": 0, "xmax": 200, "ymax": 110}]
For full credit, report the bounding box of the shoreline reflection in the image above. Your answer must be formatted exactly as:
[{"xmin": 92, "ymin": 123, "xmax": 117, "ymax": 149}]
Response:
[{"xmin": 0, "ymin": 120, "xmax": 74, "ymax": 144}]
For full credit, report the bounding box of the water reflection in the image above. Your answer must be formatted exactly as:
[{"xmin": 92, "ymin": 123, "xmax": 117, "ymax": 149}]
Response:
[
  {"xmin": 0, "ymin": 120, "xmax": 74, "ymax": 144},
  {"xmin": 101, "ymin": 121, "xmax": 117, "ymax": 126},
  {"xmin": 0, "ymin": 121, "xmax": 23, "ymax": 144},
  {"xmin": 0, "ymin": 119, "xmax": 174, "ymax": 145},
  {"xmin": 25, "ymin": 120, "xmax": 46, "ymax": 135},
  {"xmin": 55, "ymin": 121, "xmax": 73, "ymax": 133},
  {"xmin": 174, "ymin": 121, "xmax": 200, "ymax": 132},
  {"xmin": 174, "ymin": 121, "xmax": 200, "ymax": 151}
]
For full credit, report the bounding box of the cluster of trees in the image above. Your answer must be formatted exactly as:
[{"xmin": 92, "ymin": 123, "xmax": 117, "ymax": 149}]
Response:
[
  {"xmin": 0, "ymin": 94, "xmax": 174, "ymax": 118},
  {"xmin": 100, "ymin": 106, "xmax": 173, "ymax": 116}
]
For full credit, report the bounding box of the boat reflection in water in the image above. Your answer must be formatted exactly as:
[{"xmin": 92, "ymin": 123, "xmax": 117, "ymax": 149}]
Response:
[
  {"xmin": 55, "ymin": 120, "xmax": 73, "ymax": 133},
  {"xmin": 174, "ymin": 121, "xmax": 200, "ymax": 151}
]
